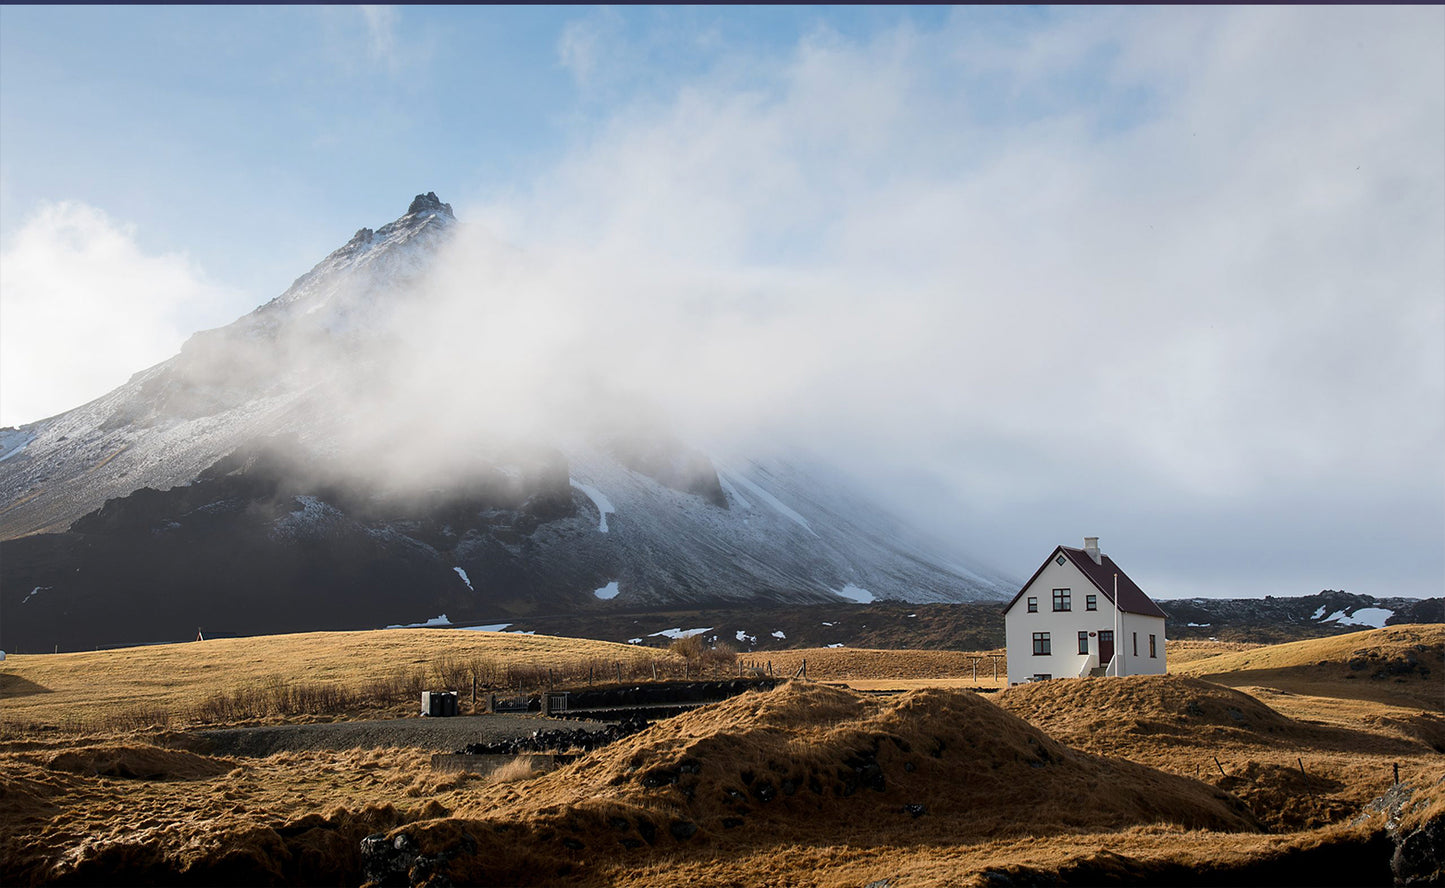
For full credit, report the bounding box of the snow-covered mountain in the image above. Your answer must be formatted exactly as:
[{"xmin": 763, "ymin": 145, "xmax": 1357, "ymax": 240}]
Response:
[{"xmin": 0, "ymin": 194, "xmax": 1012, "ymax": 652}]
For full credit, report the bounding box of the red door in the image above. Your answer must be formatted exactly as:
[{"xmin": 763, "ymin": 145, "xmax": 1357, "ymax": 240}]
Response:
[{"xmin": 1098, "ymin": 631, "xmax": 1115, "ymax": 664}]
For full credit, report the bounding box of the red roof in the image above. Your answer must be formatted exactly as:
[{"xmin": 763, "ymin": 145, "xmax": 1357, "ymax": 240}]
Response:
[{"xmin": 1003, "ymin": 545, "xmax": 1166, "ymax": 619}]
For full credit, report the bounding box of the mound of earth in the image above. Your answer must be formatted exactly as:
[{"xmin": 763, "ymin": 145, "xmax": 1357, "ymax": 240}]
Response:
[
  {"xmin": 1178, "ymin": 625, "xmax": 1444, "ymax": 712},
  {"xmin": 46, "ymin": 743, "xmax": 235, "ymax": 780},
  {"xmin": 997, "ymin": 675, "xmax": 1300, "ymax": 750},
  {"xmin": 364, "ymin": 682, "xmax": 1259, "ymax": 887}
]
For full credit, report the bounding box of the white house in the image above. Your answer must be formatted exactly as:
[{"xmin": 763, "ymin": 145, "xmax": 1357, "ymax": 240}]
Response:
[{"xmin": 1003, "ymin": 537, "xmax": 1167, "ymax": 685}]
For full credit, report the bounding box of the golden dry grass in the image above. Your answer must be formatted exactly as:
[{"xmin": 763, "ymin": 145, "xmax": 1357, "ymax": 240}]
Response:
[
  {"xmin": 384, "ymin": 681, "xmax": 1260, "ymax": 886},
  {"xmin": 1167, "ymin": 639, "xmax": 1264, "ymax": 665},
  {"xmin": 1176, "ymin": 624, "xmax": 1444, "ymax": 711},
  {"xmin": 0, "ymin": 629, "xmax": 675, "ymax": 730},
  {"xmin": 2, "ymin": 626, "xmax": 1442, "ymax": 886},
  {"xmin": 768, "ymin": 649, "xmax": 1005, "ymax": 690},
  {"xmin": 996, "ymin": 673, "xmax": 1444, "ymax": 830}
]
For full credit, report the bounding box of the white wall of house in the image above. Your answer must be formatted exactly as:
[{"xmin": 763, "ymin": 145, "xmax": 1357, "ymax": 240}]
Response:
[
  {"xmin": 1003, "ymin": 556, "xmax": 1166, "ymax": 684},
  {"xmin": 1115, "ymin": 611, "xmax": 1167, "ymax": 676}
]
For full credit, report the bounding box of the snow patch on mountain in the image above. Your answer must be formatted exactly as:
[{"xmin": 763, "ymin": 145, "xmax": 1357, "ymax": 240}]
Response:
[
  {"xmin": 570, "ymin": 478, "xmax": 615, "ymax": 533},
  {"xmin": 835, "ymin": 584, "xmax": 875, "ymax": 604},
  {"xmin": 594, "ymin": 580, "xmax": 620, "ymax": 600},
  {"xmin": 1322, "ymin": 607, "xmax": 1392, "ymax": 628},
  {"xmin": 650, "ymin": 627, "xmax": 712, "ymax": 639},
  {"xmin": 462, "ymin": 623, "xmax": 512, "ymax": 632},
  {"xmin": 719, "ymin": 468, "xmax": 816, "ymax": 537},
  {"xmin": 716, "ymin": 473, "xmax": 752, "ymax": 510},
  {"xmin": 386, "ymin": 614, "xmax": 452, "ymax": 629},
  {"xmin": 453, "ymin": 567, "xmax": 474, "ymax": 591},
  {"xmin": 0, "ymin": 429, "xmax": 35, "ymax": 463}
]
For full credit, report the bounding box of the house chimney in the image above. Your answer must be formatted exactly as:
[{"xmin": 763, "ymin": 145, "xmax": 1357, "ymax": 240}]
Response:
[{"xmin": 1084, "ymin": 537, "xmax": 1102, "ymax": 564}]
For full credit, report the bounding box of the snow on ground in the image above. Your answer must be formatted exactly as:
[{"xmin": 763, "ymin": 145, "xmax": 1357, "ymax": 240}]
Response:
[
  {"xmin": 721, "ymin": 469, "xmax": 817, "ymax": 536},
  {"xmin": 461, "ymin": 623, "xmax": 512, "ymax": 632},
  {"xmin": 821, "ymin": 621, "xmax": 836, "ymax": 627},
  {"xmin": 569, "ymin": 479, "xmax": 616, "ymax": 533},
  {"xmin": 0, "ymin": 429, "xmax": 35, "ymax": 463},
  {"xmin": 835, "ymin": 584, "xmax": 875, "ymax": 604},
  {"xmin": 736, "ymin": 629, "xmax": 756, "ymax": 644},
  {"xmin": 650, "ymin": 627, "xmax": 713, "ymax": 639},
  {"xmin": 772, "ymin": 630, "xmax": 787, "ymax": 639},
  {"xmin": 1323, "ymin": 608, "xmax": 1393, "ymax": 629},
  {"xmin": 1187, "ymin": 622, "xmax": 1211, "ymax": 627},
  {"xmin": 627, "ymin": 638, "xmax": 643, "ymax": 644},
  {"xmin": 22, "ymin": 586, "xmax": 48, "ymax": 605},
  {"xmin": 826, "ymin": 643, "xmax": 845, "ymax": 648},
  {"xmin": 386, "ymin": 614, "xmax": 452, "ymax": 629},
  {"xmin": 716, "ymin": 473, "xmax": 753, "ymax": 510},
  {"xmin": 453, "ymin": 567, "xmax": 474, "ymax": 591},
  {"xmin": 594, "ymin": 580, "xmax": 620, "ymax": 600},
  {"xmin": 1312, "ymin": 606, "xmax": 1328, "ymax": 620}
]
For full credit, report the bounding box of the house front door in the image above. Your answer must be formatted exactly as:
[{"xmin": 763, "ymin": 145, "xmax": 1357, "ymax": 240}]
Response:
[{"xmin": 1098, "ymin": 631, "xmax": 1114, "ymax": 665}]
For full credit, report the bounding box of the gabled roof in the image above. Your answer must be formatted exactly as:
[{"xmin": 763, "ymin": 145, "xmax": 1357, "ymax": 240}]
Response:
[{"xmin": 1003, "ymin": 545, "xmax": 1167, "ymax": 619}]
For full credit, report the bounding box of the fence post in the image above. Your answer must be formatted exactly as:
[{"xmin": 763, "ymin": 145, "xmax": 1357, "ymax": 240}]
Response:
[
  {"xmin": 471, "ymin": 674, "xmax": 477, "ymax": 712},
  {"xmin": 616, "ymin": 661, "xmax": 622, "ymax": 684},
  {"xmin": 1394, "ymin": 763, "xmax": 1400, "ymax": 785},
  {"xmin": 1213, "ymin": 756, "xmax": 1227, "ymax": 778},
  {"xmin": 652, "ymin": 661, "xmax": 658, "ymax": 681}
]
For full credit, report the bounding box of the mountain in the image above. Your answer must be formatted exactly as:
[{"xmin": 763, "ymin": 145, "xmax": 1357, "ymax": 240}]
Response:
[{"xmin": 0, "ymin": 194, "xmax": 1012, "ymax": 653}]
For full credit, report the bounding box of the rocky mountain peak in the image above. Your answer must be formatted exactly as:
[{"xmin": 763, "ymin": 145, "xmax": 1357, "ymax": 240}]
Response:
[{"xmin": 407, "ymin": 191, "xmax": 454, "ymax": 219}]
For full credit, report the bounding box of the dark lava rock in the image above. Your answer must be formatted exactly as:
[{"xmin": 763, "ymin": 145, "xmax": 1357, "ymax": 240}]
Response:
[
  {"xmin": 458, "ymin": 716, "xmax": 649, "ymax": 756},
  {"xmin": 1393, "ymin": 807, "xmax": 1445, "ymax": 884}
]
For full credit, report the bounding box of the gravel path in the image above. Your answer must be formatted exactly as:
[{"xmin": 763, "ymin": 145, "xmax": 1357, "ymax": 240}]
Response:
[{"xmin": 193, "ymin": 714, "xmax": 607, "ymax": 757}]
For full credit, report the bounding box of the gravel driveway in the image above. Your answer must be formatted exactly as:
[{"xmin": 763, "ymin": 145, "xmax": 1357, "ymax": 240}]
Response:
[{"xmin": 193, "ymin": 714, "xmax": 607, "ymax": 757}]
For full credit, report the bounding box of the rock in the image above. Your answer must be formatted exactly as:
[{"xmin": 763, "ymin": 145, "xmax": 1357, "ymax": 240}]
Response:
[
  {"xmin": 1392, "ymin": 809, "xmax": 1445, "ymax": 884},
  {"xmin": 904, "ymin": 804, "xmax": 927, "ymax": 818},
  {"xmin": 407, "ymin": 192, "xmax": 454, "ymax": 218}
]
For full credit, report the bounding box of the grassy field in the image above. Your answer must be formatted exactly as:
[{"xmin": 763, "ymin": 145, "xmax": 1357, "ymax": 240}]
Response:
[
  {"xmin": 2, "ymin": 624, "xmax": 1442, "ymax": 886},
  {"xmin": 1175, "ymin": 624, "xmax": 1444, "ymax": 711},
  {"xmin": 0, "ymin": 629, "xmax": 680, "ymax": 731}
]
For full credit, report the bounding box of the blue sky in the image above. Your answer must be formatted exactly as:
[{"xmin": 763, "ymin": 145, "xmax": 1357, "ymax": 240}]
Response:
[{"xmin": 1, "ymin": 6, "xmax": 1442, "ymax": 599}]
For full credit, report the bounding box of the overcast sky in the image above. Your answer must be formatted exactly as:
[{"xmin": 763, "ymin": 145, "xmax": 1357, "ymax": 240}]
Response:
[{"xmin": 1, "ymin": 6, "xmax": 1441, "ymax": 600}]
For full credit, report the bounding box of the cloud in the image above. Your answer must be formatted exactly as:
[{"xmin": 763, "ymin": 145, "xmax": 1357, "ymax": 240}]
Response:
[
  {"xmin": 359, "ymin": 5, "xmax": 400, "ymax": 69},
  {"xmin": 433, "ymin": 7, "xmax": 1441, "ymax": 595},
  {"xmin": 0, "ymin": 202, "xmax": 237, "ymax": 426}
]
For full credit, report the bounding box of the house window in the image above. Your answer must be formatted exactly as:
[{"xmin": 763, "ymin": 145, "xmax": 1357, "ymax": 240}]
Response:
[
  {"xmin": 1086, "ymin": 594, "xmax": 1097, "ymax": 611},
  {"xmin": 1133, "ymin": 632, "xmax": 1138, "ymax": 657},
  {"xmin": 1055, "ymin": 554, "xmax": 1066, "ymax": 566},
  {"xmin": 1032, "ymin": 673, "xmax": 1052, "ymax": 682},
  {"xmin": 1078, "ymin": 631, "xmax": 1089, "ymax": 655},
  {"xmin": 1027, "ymin": 597, "xmax": 1038, "ymax": 613},
  {"xmin": 1149, "ymin": 634, "xmax": 1157, "ymax": 658},
  {"xmin": 1052, "ymin": 588, "xmax": 1071, "ymax": 612},
  {"xmin": 1032, "ymin": 632, "xmax": 1051, "ymax": 655}
]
